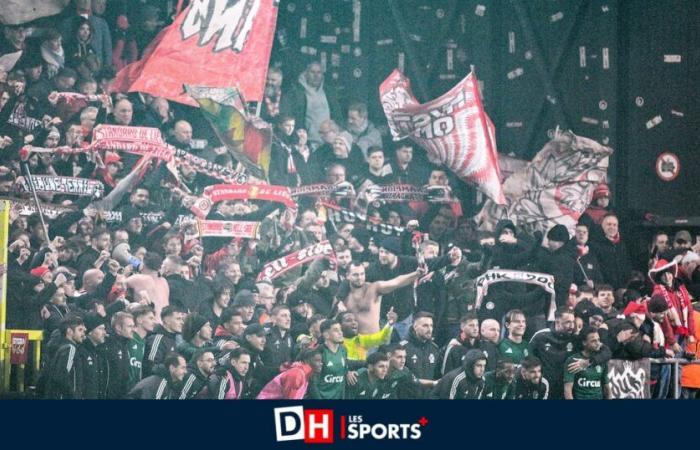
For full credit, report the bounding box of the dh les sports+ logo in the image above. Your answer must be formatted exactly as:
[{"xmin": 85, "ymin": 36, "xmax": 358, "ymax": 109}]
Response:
[{"xmin": 273, "ymin": 406, "xmax": 427, "ymax": 444}]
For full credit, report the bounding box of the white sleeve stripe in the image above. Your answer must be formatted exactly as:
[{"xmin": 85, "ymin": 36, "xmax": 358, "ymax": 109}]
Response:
[
  {"xmin": 449, "ymin": 372, "xmax": 466, "ymax": 399},
  {"xmin": 218, "ymin": 378, "xmax": 227, "ymax": 399},
  {"xmin": 155, "ymin": 379, "xmax": 167, "ymax": 399},
  {"xmin": 66, "ymin": 346, "xmax": 75, "ymax": 372},
  {"xmin": 148, "ymin": 335, "xmax": 163, "ymax": 361},
  {"xmin": 179, "ymin": 376, "xmax": 195, "ymax": 400}
]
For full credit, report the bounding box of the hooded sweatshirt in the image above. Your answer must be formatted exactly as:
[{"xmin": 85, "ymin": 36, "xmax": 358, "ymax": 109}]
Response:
[
  {"xmin": 257, "ymin": 361, "xmax": 314, "ymax": 399},
  {"xmin": 431, "ymin": 349, "xmax": 486, "ymax": 399}
]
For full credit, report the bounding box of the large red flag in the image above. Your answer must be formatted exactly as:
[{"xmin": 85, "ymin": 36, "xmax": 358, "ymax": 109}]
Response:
[
  {"xmin": 379, "ymin": 70, "xmax": 506, "ymax": 205},
  {"xmin": 112, "ymin": 0, "xmax": 279, "ymax": 106}
]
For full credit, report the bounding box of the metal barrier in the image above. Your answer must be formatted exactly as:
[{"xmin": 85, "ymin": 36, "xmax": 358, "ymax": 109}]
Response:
[
  {"xmin": 649, "ymin": 358, "xmax": 700, "ymax": 399},
  {"xmin": 1, "ymin": 330, "xmax": 43, "ymax": 393}
]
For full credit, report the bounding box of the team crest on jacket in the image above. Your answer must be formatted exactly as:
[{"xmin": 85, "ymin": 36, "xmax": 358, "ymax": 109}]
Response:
[
  {"xmin": 566, "ymin": 342, "xmax": 574, "ymax": 352},
  {"xmin": 181, "ymin": 0, "xmax": 262, "ymax": 53}
]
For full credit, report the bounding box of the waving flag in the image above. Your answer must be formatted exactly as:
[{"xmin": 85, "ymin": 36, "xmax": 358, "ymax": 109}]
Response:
[
  {"xmin": 112, "ymin": 0, "xmax": 279, "ymax": 106},
  {"xmin": 185, "ymin": 85, "xmax": 272, "ymax": 180},
  {"xmin": 475, "ymin": 130, "xmax": 612, "ymax": 235},
  {"xmin": 0, "ymin": 0, "xmax": 69, "ymax": 25},
  {"xmin": 379, "ymin": 69, "xmax": 505, "ymax": 204}
]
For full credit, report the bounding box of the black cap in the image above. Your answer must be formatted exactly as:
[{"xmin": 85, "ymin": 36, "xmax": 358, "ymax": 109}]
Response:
[
  {"xmin": 244, "ymin": 323, "xmax": 266, "ymax": 337},
  {"xmin": 84, "ymin": 313, "xmax": 106, "ymax": 333}
]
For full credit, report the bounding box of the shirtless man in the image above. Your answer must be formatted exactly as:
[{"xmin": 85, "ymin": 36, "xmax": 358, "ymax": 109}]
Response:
[
  {"xmin": 127, "ymin": 253, "xmax": 169, "ymax": 322},
  {"xmin": 344, "ymin": 262, "xmax": 427, "ymax": 334}
]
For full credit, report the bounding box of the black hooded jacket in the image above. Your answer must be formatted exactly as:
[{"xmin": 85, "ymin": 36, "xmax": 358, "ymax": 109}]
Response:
[
  {"xmin": 432, "ymin": 349, "xmax": 486, "ymax": 399},
  {"xmin": 143, "ymin": 325, "xmax": 178, "ymax": 377}
]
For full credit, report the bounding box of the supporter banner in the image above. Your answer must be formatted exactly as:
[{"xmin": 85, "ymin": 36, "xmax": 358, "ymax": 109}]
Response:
[
  {"xmin": 257, "ymin": 240, "xmax": 335, "ymax": 282},
  {"xmin": 7, "ymin": 104, "xmax": 42, "ymax": 133},
  {"xmin": 197, "ymin": 219, "xmax": 260, "ymax": 239},
  {"xmin": 321, "ymin": 201, "xmax": 404, "ymax": 237},
  {"xmin": 607, "ymin": 359, "xmax": 651, "ymax": 399},
  {"xmin": 290, "ymin": 184, "xmax": 337, "ymax": 198},
  {"xmin": 173, "ymin": 148, "xmax": 248, "ymax": 185},
  {"xmin": 292, "ymin": 183, "xmax": 453, "ymax": 203},
  {"xmin": 475, "ymin": 270, "xmax": 556, "ymax": 320},
  {"xmin": 2, "ymin": 197, "xmax": 76, "ymax": 220},
  {"xmin": 186, "ymin": 85, "xmax": 272, "ymax": 180},
  {"xmin": 380, "ymin": 69, "xmax": 506, "ymax": 204},
  {"xmin": 0, "ymin": 0, "xmax": 69, "ymax": 25},
  {"xmin": 112, "ymin": 0, "xmax": 279, "ymax": 105},
  {"xmin": 92, "ymin": 125, "xmax": 173, "ymax": 159},
  {"xmin": 190, "ymin": 183, "xmax": 295, "ymax": 218},
  {"xmin": 17, "ymin": 175, "xmax": 104, "ymax": 197},
  {"xmin": 475, "ymin": 129, "xmax": 612, "ymax": 236},
  {"xmin": 101, "ymin": 210, "xmax": 165, "ymax": 225},
  {"xmin": 19, "ymin": 145, "xmax": 90, "ymax": 160},
  {"xmin": 54, "ymin": 93, "xmax": 105, "ymax": 103}
]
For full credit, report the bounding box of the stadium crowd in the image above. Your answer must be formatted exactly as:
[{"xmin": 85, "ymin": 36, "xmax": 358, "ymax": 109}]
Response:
[{"xmin": 1, "ymin": 0, "xmax": 699, "ymax": 400}]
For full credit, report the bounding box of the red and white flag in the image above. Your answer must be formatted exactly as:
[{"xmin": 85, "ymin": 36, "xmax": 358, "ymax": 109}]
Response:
[
  {"xmin": 112, "ymin": 0, "xmax": 279, "ymax": 106},
  {"xmin": 379, "ymin": 70, "xmax": 506, "ymax": 204}
]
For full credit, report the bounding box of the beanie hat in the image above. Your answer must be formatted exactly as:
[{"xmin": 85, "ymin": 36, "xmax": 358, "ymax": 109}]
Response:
[
  {"xmin": 183, "ymin": 313, "xmax": 209, "ymax": 342},
  {"xmin": 84, "ymin": 313, "xmax": 106, "ymax": 333},
  {"xmin": 547, "ymin": 224, "xmax": 569, "ymax": 243},
  {"xmin": 30, "ymin": 265, "xmax": 51, "ymax": 279},
  {"xmin": 648, "ymin": 294, "xmax": 670, "ymax": 313},
  {"xmin": 335, "ymin": 131, "xmax": 353, "ymax": 153},
  {"xmin": 593, "ymin": 183, "xmax": 611, "ymax": 200},
  {"xmin": 380, "ymin": 237, "xmax": 401, "ymax": 256}
]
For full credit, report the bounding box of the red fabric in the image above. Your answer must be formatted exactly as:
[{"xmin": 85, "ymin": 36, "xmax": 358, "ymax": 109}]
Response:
[
  {"xmin": 112, "ymin": 0, "xmax": 279, "ymax": 105},
  {"xmin": 652, "ymin": 284, "xmax": 695, "ymax": 338},
  {"xmin": 583, "ymin": 206, "xmax": 608, "ymax": 225}
]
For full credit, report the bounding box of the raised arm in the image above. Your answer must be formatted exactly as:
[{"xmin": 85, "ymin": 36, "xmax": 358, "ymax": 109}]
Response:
[{"xmin": 374, "ymin": 267, "xmax": 426, "ymax": 295}]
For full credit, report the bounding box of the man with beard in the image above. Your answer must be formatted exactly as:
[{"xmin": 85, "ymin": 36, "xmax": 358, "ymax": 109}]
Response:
[
  {"xmin": 402, "ymin": 312, "xmax": 440, "ymax": 397},
  {"xmin": 143, "ymin": 306, "xmax": 185, "ymax": 376},
  {"xmin": 439, "ymin": 312, "xmax": 498, "ymax": 375},
  {"xmin": 209, "ymin": 348, "xmax": 251, "ymax": 399},
  {"xmin": 340, "ymin": 310, "xmax": 397, "ymax": 362},
  {"xmin": 42, "ymin": 316, "xmax": 87, "ymax": 399},
  {"xmin": 529, "ymin": 307, "xmax": 611, "ymax": 399},
  {"xmin": 482, "ymin": 358, "xmax": 517, "ymax": 400},
  {"xmin": 212, "ymin": 308, "xmax": 244, "ymax": 352},
  {"xmin": 361, "ymin": 237, "xmax": 462, "ymax": 338},
  {"xmin": 480, "ymin": 319, "xmax": 501, "ymax": 345},
  {"xmin": 344, "ymin": 260, "xmax": 427, "ymax": 335},
  {"xmin": 432, "ymin": 349, "xmax": 487, "ymax": 399},
  {"xmin": 513, "ymin": 356, "xmax": 549, "ymax": 400},
  {"xmin": 260, "ymin": 66, "xmax": 286, "ymax": 123},
  {"xmin": 564, "ymin": 327, "xmax": 610, "ymax": 399},
  {"xmin": 347, "ymin": 352, "xmax": 391, "ymax": 399},
  {"xmin": 178, "ymin": 350, "xmax": 218, "ymax": 399},
  {"xmin": 346, "ymin": 102, "xmax": 382, "ymax": 159}
]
